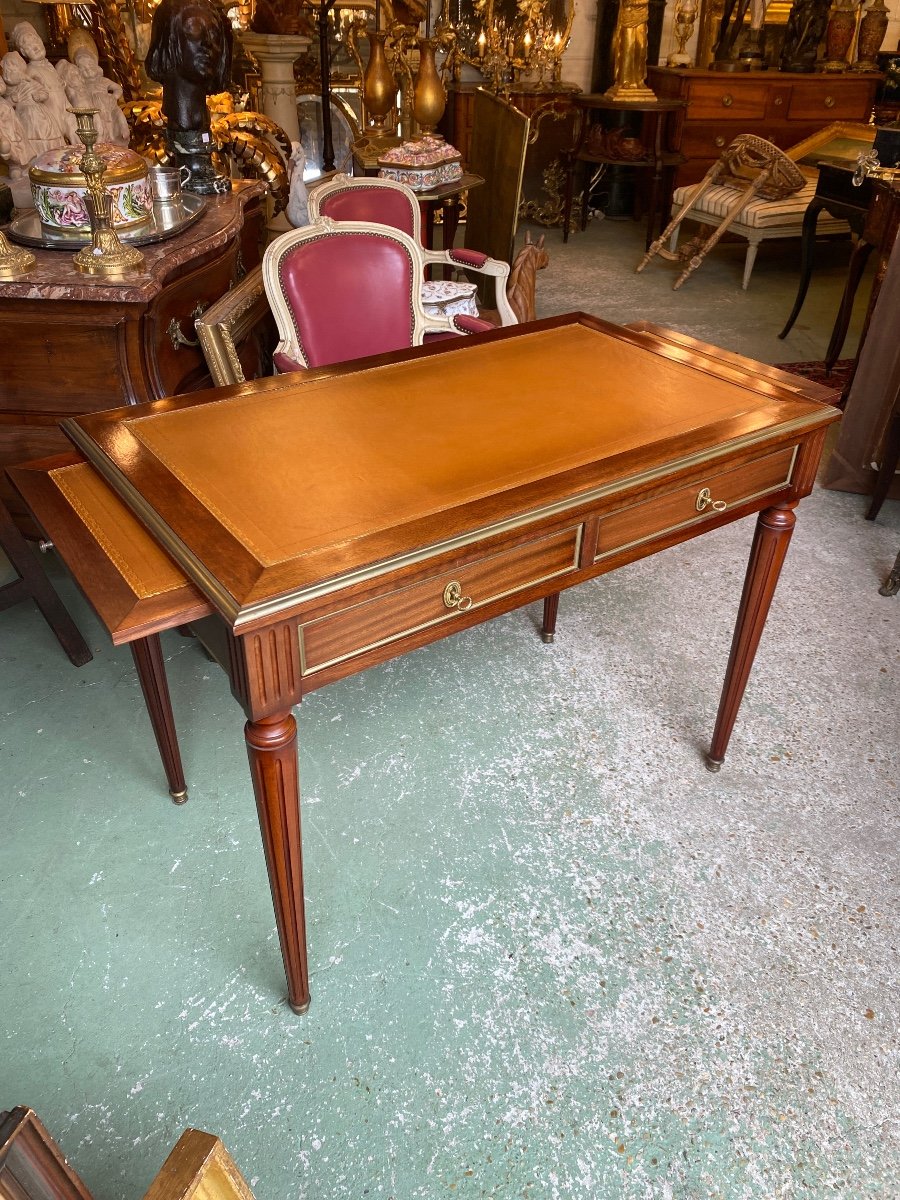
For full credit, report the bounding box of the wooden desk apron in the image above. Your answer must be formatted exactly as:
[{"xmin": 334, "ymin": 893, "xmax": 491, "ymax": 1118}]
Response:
[{"xmin": 18, "ymin": 315, "xmax": 841, "ymax": 1014}]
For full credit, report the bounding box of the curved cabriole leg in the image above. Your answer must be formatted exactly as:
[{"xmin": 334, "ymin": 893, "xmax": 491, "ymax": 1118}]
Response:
[
  {"xmin": 541, "ymin": 591, "xmax": 560, "ymax": 643},
  {"xmin": 130, "ymin": 634, "xmax": 188, "ymax": 803},
  {"xmin": 706, "ymin": 504, "xmax": 797, "ymax": 771},
  {"xmin": 779, "ymin": 199, "xmax": 822, "ymax": 339},
  {"xmin": 824, "ymin": 241, "xmax": 873, "ymax": 371},
  {"xmin": 245, "ymin": 711, "xmax": 310, "ymax": 1014}
]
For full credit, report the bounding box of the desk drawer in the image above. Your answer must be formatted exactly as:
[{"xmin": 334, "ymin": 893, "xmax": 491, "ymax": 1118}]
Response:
[
  {"xmin": 595, "ymin": 446, "xmax": 795, "ymax": 560},
  {"xmin": 300, "ymin": 525, "xmax": 581, "ymax": 675},
  {"xmin": 685, "ymin": 80, "xmax": 769, "ymax": 121}
]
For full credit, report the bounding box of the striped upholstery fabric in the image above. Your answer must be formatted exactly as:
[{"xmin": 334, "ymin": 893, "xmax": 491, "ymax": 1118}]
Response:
[{"xmin": 672, "ymin": 181, "xmax": 850, "ymax": 233}]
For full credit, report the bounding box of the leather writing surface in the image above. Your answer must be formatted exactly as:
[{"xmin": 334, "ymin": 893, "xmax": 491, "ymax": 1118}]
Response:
[
  {"xmin": 123, "ymin": 325, "xmax": 785, "ymax": 564},
  {"xmin": 53, "ymin": 462, "xmax": 187, "ymax": 599},
  {"xmin": 62, "ymin": 316, "xmax": 836, "ymax": 621}
]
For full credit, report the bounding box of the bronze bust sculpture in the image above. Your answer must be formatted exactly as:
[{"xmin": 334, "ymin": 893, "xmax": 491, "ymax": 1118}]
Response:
[{"xmin": 146, "ymin": 0, "xmax": 233, "ymax": 193}]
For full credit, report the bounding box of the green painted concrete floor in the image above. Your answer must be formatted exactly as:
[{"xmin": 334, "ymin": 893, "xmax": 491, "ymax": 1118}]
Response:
[{"xmin": 2, "ymin": 215, "xmax": 899, "ymax": 1199}]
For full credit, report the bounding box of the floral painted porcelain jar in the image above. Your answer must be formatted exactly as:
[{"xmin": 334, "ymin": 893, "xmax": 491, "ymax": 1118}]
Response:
[{"xmin": 29, "ymin": 144, "xmax": 153, "ymax": 232}]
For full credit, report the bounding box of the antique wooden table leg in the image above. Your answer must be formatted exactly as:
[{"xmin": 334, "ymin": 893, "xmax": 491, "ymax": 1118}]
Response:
[
  {"xmin": 706, "ymin": 503, "xmax": 797, "ymax": 771},
  {"xmin": 130, "ymin": 634, "xmax": 188, "ymax": 803},
  {"xmin": 824, "ymin": 240, "xmax": 873, "ymax": 371},
  {"xmin": 541, "ymin": 592, "xmax": 560, "ymax": 643},
  {"xmin": 778, "ymin": 198, "xmax": 824, "ymax": 340},
  {"xmin": 0, "ymin": 502, "xmax": 92, "ymax": 668},
  {"xmin": 245, "ymin": 711, "xmax": 310, "ymax": 1014}
]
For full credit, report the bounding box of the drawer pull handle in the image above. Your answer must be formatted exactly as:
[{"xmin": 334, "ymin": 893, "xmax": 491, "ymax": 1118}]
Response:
[
  {"xmin": 442, "ymin": 580, "xmax": 473, "ymax": 612},
  {"xmin": 696, "ymin": 487, "xmax": 727, "ymax": 514},
  {"xmin": 167, "ymin": 301, "xmax": 208, "ymax": 350},
  {"xmin": 774, "ymin": 96, "xmax": 783, "ymax": 106},
  {"xmin": 825, "ymin": 96, "xmax": 836, "ymax": 108},
  {"xmin": 714, "ymin": 135, "xmax": 725, "ymax": 148},
  {"xmin": 721, "ymin": 93, "xmax": 733, "ymax": 107}
]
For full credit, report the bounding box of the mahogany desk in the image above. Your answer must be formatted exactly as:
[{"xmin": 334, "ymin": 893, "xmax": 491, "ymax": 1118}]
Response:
[{"xmin": 10, "ymin": 316, "xmax": 840, "ymax": 1014}]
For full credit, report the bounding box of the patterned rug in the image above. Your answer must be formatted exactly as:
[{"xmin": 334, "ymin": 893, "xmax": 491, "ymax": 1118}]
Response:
[{"xmin": 774, "ymin": 358, "xmax": 855, "ymax": 391}]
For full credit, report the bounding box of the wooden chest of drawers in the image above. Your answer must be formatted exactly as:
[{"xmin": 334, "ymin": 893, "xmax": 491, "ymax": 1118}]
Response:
[{"xmin": 648, "ymin": 67, "xmax": 879, "ymax": 186}]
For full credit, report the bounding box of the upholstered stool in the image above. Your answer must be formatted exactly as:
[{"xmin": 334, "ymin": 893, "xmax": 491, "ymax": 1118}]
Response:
[{"xmin": 668, "ymin": 179, "xmax": 852, "ymax": 289}]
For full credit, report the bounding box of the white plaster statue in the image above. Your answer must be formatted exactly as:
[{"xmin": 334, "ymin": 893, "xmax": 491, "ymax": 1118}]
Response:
[
  {"xmin": 9, "ymin": 21, "xmax": 78, "ymax": 145},
  {"xmin": 62, "ymin": 32, "xmax": 130, "ymax": 146},
  {"xmin": 1, "ymin": 51, "xmax": 66, "ymax": 159},
  {"xmin": 286, "ymin": 142, "xmax": 309, "ymax": 227},
  {"xmin": 0, "ymin": 77, "xmax": 30, "ymax": 171}
]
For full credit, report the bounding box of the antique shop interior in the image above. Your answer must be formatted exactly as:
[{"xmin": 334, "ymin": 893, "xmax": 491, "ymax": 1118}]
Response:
[{"xmin": 1, "ymin": 0, "xmax": 899, "ymax": 1194}]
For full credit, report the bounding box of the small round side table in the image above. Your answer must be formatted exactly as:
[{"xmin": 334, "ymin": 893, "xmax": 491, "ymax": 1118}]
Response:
[{"xmin": 561, "ymin": 94, "xmax": 685, "ymax": 250}]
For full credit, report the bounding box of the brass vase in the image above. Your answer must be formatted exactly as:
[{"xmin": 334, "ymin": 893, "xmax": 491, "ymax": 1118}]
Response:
[
  {"xmin": 853, "ymin": 0, "xmax": 889, "ymax": 70},
  {"xmin": 413, "ymin": 38, "xmax": 446, "ymax": 137},
  {"xmin": 363, "ymin": 32, "xmax": 396, "ymax": 133},
  {"xmin": 823, "ymin": 0, "xmax": 858, "ymax": 71}
]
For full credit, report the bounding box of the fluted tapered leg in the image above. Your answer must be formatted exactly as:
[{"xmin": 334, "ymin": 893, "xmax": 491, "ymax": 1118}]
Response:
[
  {"xmin": 707, "ymin": 504, "xmax": 796, "ymax": 771},
  {"xmin": 245, "ymin": 711, "xmax": 309, "ymax": 1013},
  {"xmin": 541, "ymin": 592, "xmax": 560, "ymax": 643}
]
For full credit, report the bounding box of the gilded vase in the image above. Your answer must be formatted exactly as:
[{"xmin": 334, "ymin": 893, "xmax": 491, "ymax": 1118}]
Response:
[
  {"xmin": 853, "ymin": 0, "xmax": 889, "ymax": 70},
  {"xmin": 363, "ymin": 31, "xmax": 396, "ymax": 130},
  {"xmin": 413, "ymin": 38, "xmax": 446, "ymax": 136}
]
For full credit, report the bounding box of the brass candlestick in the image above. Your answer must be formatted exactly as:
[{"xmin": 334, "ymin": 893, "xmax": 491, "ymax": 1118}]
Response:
[
  {"xmin": 70, "ymin": 108, "xmax": 144, "ymax": 276},
  {"xmin": 0, "ymin": 229, "xmax": 36, "ymax": 279}
]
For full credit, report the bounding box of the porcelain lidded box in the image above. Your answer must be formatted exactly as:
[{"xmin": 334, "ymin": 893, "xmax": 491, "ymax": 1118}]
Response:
[
  {"xmin": 378, "ymin": 136, "xmax": 462, "ymax": 192},
  {"xmin": 29, "ymin": 144, "xmax": 153, "ymax": 231}
]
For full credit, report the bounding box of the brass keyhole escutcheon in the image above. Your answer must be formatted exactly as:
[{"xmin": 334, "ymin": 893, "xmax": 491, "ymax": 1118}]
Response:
[
  {"xmin": 442, "ymin": 580, "xmax": 473, "ymax": 612},
  {"xmin": 696, "ymin": 487, "xmax": 727, "ymax": 514},
  {"xmin": 721, "ymin": 93, "xmax": 733, "ymax": 107}
]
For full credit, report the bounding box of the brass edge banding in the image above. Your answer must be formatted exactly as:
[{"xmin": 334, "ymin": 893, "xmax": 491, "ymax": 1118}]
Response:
[
  {"xmin": 60, "ymin": 420, "xmax": 243, "ymax": 622},
  {"xmin": 298, "ymin": 551, "xmax": 581, "ymax": 678},
  {"xmin": 61, "ymin": 411, "xmax": 825, "ymax": 632},
  {"xmin": 233, "ymin": 415, "xmax": 826, "ymax": 628},
  {"xmin": 594, "ymin": 475, "xmax": 794, "ymax": 564}
]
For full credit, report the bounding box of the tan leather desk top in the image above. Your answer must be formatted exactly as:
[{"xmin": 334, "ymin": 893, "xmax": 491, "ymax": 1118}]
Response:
[{"xmin": 60, "ymin": 315, "xmax": 838, "ymax": 629}]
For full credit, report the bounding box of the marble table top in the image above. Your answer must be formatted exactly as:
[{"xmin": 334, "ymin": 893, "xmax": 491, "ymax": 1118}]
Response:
[{"xmin": 0, "ymin": 180, "xmax": 266, "ymax": 305}]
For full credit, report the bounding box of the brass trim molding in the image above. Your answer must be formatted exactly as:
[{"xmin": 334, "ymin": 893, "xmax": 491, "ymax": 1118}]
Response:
[{"xmin": 63, "ymin": 413, "xmax": 828, "ymax": 632}]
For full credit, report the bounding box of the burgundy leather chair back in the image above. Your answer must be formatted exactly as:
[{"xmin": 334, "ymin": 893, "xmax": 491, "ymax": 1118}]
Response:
[
  {"xmin": 316, "ymin": 185, "xmax": 419, "ymax": 239},
  {"xmin": 275, "ymin": 228, "xmax": 417, "ymax": 369}
]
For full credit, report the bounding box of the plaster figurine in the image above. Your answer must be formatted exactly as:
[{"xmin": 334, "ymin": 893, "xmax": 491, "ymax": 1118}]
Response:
[
  {"xmin": 0, "ymin": 75, "xmax": 32, "ymax": 205},
  {"xmin": 9, "ymin": 21, "xmax": 77, "ymax": 145},
  {"xmin": 1, "ymin": 51, "xmax": 66, "ymax": 159},
  {"xmin": 61, "ymin": 31, "xmax": 130, "ymax": 146},
  {"xmin": 285, "ymin": 142, "xmax": 308, "ymax": 227}
]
